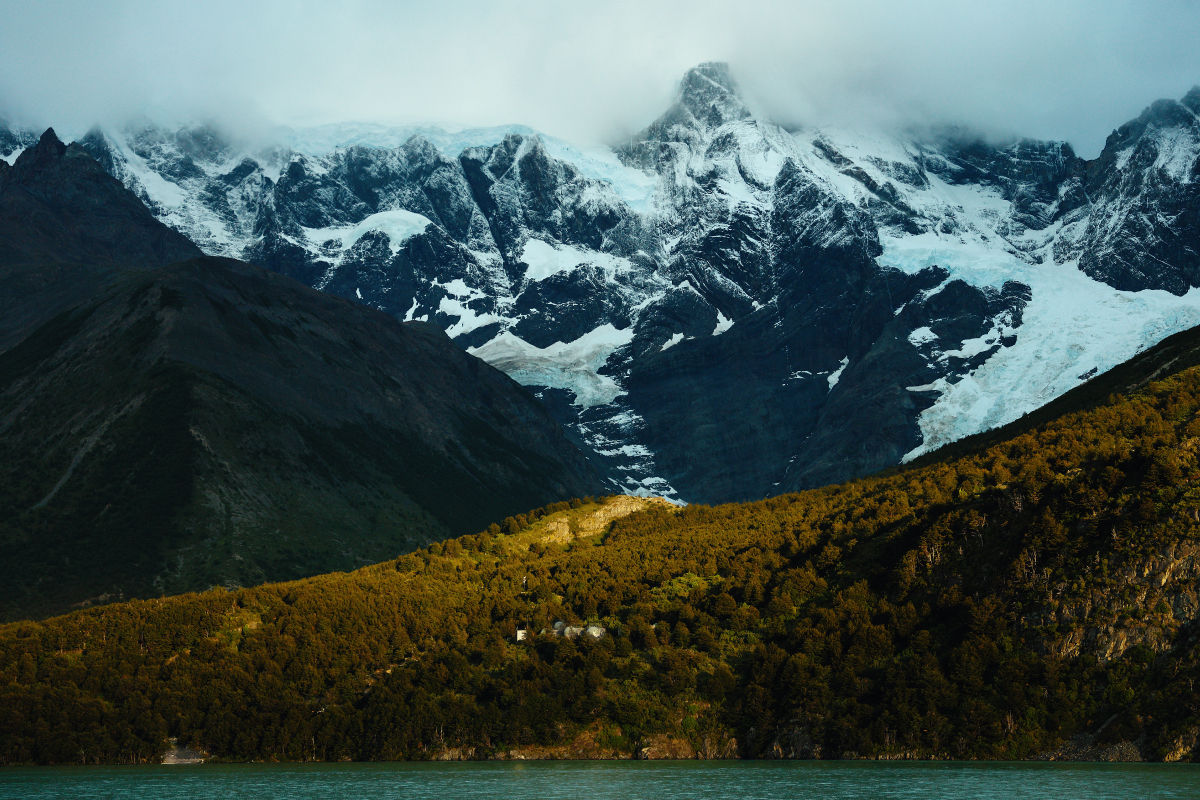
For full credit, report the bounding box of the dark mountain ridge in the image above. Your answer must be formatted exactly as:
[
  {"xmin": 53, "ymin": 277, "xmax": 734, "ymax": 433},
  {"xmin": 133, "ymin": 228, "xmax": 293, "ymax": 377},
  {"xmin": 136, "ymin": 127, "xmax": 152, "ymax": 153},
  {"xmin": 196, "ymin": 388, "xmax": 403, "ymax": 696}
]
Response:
[
  {"xmin": 0, "ymin": 128, "xmax": 203, "ymax": 352},
  {"xmin": 0, "ymin": 130, "xmax": 605, "ymax": 620}
]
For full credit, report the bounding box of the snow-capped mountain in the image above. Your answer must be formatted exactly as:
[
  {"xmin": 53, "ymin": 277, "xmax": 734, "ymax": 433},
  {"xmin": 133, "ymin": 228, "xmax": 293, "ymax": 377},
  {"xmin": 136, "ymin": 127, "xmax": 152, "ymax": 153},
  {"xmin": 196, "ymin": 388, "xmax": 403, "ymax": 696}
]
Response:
[
  {"xmin": 15, "ymin": 63, "xmax": 1199, "ymax": 504},
  {"xmin": 0, "ymin": 118, "xmax": 37, "ymax": 164}
]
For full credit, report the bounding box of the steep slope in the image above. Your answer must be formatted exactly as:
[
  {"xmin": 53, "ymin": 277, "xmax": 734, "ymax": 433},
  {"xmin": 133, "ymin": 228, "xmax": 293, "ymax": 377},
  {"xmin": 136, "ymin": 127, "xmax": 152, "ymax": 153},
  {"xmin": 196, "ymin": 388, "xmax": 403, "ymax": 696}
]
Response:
[
  {"xmin": 792, "ymin": 117, "xmax": 1200, "ymax": 464},
  {"xmin": 1076, "ymin": 88, "xmax": 1200, "ymax": 293},
  {"xmin": 0, "ymin": 131, "xmax": 605, "ymax": 620},
  {"xmin": 10, "ymin": 331, "xmax": 1200, "ymax": 763},
  {"xmin": 50, "ymin": 65, "xmax": 1200, "ymax": 503}
]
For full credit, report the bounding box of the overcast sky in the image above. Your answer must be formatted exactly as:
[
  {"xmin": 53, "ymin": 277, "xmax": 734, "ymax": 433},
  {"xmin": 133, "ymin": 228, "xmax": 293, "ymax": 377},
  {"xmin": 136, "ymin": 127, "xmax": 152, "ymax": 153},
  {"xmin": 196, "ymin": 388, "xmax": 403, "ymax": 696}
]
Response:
[{"xmin": 1, "ymin": 0, "xmax": 1198, "ymax": 157}]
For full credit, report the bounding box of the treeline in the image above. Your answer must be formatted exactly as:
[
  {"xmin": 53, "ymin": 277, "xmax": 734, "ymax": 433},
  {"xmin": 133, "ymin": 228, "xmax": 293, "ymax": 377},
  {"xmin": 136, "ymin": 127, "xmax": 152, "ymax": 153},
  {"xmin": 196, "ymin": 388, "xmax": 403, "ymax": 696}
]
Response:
[{"xmin": 5, "ymin": 369, "xmax": 1200, "ymax": 764}]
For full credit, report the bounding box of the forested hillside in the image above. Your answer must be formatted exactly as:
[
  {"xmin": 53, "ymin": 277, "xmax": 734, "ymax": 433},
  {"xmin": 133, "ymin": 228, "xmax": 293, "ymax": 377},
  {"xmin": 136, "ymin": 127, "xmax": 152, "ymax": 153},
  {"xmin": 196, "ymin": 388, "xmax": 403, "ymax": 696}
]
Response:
[{"xmin": 6, "ymin": 359, "xmax": 1200, "ymax": 763}]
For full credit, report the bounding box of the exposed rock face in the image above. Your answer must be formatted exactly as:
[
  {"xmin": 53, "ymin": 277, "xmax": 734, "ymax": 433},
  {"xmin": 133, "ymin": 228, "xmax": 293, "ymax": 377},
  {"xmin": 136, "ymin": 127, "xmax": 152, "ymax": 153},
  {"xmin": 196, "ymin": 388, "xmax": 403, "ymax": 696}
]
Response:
[
  {"xmin": 1077, "ymin": 90, "xmax": 1200, "ymax": 294},
  {"xmin": 0, "ymin": 131, "xmax": 605, "ymax": 619},
  {"xmin": 765, "ymin": 724, "xmax": 822, "ymax": 759},
  {"xmin": 50, "ymin": 68, "xmax": 1200, "ymax": 503},
  {"xmin": 634, "ymin": 734, "xmax": 697, "ymax": 760},
  {"xmin": 434, "ymin": 728, "xmax": 631, "ymax": 760},
  {"xmin": 1161, "ymin": 725, "xmax": 1200, "ymax": 762},
  {"xmin": 162, "ymin": 742, "xmax": 206, "ymax": 764},
  {"xmin": 1037, "ymin": 729, "xmax": 1145, "ymax": 762},
  {"xmin": 538, "ymin": 495, "xmax": 674, "ymax": 544},
  {"xmin": 1034, "ymin": 540, "xmax": 1200, "ymax": 664}
]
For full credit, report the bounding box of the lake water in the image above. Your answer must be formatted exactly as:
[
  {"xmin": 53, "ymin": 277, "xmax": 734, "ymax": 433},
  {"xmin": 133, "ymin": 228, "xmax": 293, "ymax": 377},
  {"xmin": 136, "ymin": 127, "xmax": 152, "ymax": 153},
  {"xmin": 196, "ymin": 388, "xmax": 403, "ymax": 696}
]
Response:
[{"xmin": 2, "ymin": 760, "xmax": 1199, "ymax": 800}]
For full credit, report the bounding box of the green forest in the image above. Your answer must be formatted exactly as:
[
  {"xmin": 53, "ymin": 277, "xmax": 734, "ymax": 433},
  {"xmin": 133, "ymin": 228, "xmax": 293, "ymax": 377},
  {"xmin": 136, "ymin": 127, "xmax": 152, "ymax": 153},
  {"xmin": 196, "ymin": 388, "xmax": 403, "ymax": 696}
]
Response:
[{"xmin": 6, "ymin": 363, "xmax": 1200, "ymax": 764}]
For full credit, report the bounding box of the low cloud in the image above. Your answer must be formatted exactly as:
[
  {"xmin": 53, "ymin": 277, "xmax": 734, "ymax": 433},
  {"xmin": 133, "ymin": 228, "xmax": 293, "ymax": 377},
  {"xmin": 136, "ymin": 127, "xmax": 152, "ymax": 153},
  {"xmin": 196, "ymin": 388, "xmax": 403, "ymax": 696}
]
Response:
[{"xmin": 1, "ymin": 0, "xmax": 1197, "ymax": 156}]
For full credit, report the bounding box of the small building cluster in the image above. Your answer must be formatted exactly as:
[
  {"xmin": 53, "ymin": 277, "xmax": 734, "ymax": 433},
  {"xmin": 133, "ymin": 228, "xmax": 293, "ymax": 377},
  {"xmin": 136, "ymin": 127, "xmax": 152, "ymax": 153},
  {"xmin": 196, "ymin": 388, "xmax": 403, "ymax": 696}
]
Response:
[{"xmin": 515, "ymin": 621, "xmax": 606, "ymax": 642}]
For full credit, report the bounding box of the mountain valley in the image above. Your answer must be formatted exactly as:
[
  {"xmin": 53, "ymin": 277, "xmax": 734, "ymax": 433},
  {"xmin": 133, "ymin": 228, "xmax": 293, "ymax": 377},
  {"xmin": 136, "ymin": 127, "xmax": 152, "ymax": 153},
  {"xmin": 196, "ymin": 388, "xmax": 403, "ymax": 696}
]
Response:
[{"xmin": 3, "ymin": 57, "xmax": 1200, "ymax": 767}]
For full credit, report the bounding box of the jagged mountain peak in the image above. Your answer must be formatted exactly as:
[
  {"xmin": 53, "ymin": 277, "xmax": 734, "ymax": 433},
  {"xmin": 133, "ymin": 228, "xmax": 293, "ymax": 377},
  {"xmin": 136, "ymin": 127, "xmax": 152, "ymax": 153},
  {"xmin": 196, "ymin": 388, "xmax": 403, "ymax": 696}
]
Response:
[
  {"xmin": 677, "ymin": 62, "xmax": 750, "ymax": 128},
  {"xmin": 687, "ymin": 61, "xmax": 737, "ymax": 89},
  {"xmin": 0, "ymin": 126, "xmax": 202, "ymax": 273},
  {"xmin": 1099, "ymin": 89, "xmax": 1200, "ymax": 155},
  {"xmin": 629, "ymin": 62, "xmax": 754, "ymax": 151},
  {"xmin": 396, "ymin": 132, "xmax": 443, "ymax": 163},
  {"xmin": 463, "ymin": 131, "xmax": 551, "ymax": 181},
  {"xmin": 1135, "ymin": 96, "xmax": 1198, "ymax": 132},
  {"xmin": 1076, "ymin": 84, "xmax": 1200, "ymax": 294},
  {"xmin": 11, "ymin": 128, "xmax": 75, "ymax": 182},
  {"xmin": 28, "ymin": 127, "xmax": 67, "ymax": 158}
]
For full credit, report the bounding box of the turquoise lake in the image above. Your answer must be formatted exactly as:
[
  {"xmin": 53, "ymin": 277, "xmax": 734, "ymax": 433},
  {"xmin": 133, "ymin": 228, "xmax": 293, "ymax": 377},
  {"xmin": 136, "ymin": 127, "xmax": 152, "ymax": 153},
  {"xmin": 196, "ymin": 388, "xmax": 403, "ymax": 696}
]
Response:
[{"xmin": 2, "ymin": 761, "xmax": 1200, "ymax": 799}]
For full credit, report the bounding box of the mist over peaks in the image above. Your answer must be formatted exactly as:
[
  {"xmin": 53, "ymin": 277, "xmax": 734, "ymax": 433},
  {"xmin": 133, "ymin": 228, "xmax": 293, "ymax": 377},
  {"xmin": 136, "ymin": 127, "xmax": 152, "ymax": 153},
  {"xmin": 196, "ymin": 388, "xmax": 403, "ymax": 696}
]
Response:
[{"xmin": 1, "ymin": 0, "xmax": 1198, "ymax": 157}]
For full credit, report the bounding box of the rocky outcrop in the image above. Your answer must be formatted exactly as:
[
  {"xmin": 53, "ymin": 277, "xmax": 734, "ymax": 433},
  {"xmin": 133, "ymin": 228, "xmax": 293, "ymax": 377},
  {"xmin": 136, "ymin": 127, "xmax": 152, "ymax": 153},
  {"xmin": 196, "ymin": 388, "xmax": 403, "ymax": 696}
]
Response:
[
  {"xmin": 765, "ymin": 723, "xmax": 822, "ymax": 759},
  {"xmin": 1160, "ymin": 725, "xmax": 1200, "ymax": 762},
  {"xmin": 1033, "ymin": 541, "xmax": 1200, "ymax": 663},
  {"xmin": 538, "ymin": 495, "xmax": 676, "ymax": 544},
  {"xmin": 634, "ymin": 734, "xmax": 697, "ymax": 760},
  {"xmin": 162, "ymin": 741, "xmax": 206, "ymax": 764},
  {"xmin": 431, "ymin": 729, "xmax": 630, "ymax": 760},
  {"xmin": 1037, "ymin": 717, "xmax": 1146, "ymax": 763}
]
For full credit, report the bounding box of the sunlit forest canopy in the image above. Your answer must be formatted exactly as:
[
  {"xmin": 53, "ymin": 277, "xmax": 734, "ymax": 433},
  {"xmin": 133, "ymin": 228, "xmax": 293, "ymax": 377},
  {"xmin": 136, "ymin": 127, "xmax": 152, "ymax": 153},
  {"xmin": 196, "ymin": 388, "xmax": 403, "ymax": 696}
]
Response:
[{"xmin": 6, "ymin": 365, "xmax": 1200, "ymax": 764}]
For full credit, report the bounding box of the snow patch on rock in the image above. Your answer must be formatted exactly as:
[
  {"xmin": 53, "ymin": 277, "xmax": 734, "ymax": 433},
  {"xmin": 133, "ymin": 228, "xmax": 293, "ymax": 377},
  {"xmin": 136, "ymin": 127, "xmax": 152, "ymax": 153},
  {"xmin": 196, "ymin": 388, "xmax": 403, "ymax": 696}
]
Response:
[
  {"xmin": 712, "ymin": 311, "xmax": 734, "ymax": 335},
  {"xmin": 305, "ymin": 209, "xmax": 431, "ymax": 256},
  {"xmin": 908, "ymin": 327, "xmax": 938, "ymax": 347},
  {"xmin": 437, "ymin": 280, "xmax": 504, "ymax": 338},
  {"xmin": 827, "ymin": 357, "xmax": 849, "ymax": 390},
  {"xmin": 540, "ymin": 138, "xmax": 658, "ymax": 214},
  {"xmin": 521, "ymin": 239, "xmax": 631, "ymax": 283},
  {"xmin": 469, "ymin": 324, "xmax": 635, "ymax": 408}
]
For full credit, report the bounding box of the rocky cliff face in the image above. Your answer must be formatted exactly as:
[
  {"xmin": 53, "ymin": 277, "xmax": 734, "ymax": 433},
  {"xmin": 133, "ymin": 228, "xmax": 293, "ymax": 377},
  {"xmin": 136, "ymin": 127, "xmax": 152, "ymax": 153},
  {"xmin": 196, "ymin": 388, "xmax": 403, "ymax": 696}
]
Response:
[
  {"xmin": 1037, "ymin": 540, "xmax": 1200, "ymax": 664},
  {"xmin": 35, "ymin": 65, "xmax": 1200, "ymax": 504},
  {"xmin": 1076, "ymin": 88, "xmax": 1200, "ymax": 294}
]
